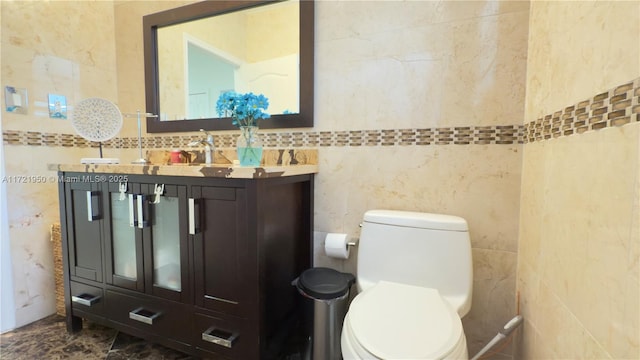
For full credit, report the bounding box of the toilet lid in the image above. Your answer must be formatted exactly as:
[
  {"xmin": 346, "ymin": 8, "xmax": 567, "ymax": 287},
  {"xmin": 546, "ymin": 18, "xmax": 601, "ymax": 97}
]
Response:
[{"xmin": 347, "ymin": 281, "xmax": 464, "ymax": 359}]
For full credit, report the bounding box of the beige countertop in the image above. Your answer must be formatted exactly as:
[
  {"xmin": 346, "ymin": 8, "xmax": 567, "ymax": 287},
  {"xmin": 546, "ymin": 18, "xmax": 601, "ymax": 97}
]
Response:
[
  {"xmin": 48, "ymin": 162, "xmax": 317, "ymax": 179},
  {"xmin": 49, "ymin": 149, "xmax": 318, "ymax": 179}
]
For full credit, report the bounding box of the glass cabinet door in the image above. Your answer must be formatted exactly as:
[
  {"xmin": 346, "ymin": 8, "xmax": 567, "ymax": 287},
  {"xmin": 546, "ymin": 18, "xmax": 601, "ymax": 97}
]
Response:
[
  {"xmin": 144, "ymin": 184, "xmax": 189, "ymax": 302},
  {"xmin": 111, "ymin": 192, "xmax": 137, "ymax": 279},
  {"xmin": 104, "ymin": 182, "xmax": 188, "ymax": 301},
  {"xmin": 151, "ymin": 195, "xmax": 181, "ymax": 291},
  {"xmin": 105, "ymin": 182, "xmax": 144, "ymax": 291}
]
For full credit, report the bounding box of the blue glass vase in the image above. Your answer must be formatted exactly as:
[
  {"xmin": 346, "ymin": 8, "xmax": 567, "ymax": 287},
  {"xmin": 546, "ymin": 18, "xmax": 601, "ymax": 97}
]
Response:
[{"xmin": 236, "ymin": 126, "xmax": 263, "ymax": 167}]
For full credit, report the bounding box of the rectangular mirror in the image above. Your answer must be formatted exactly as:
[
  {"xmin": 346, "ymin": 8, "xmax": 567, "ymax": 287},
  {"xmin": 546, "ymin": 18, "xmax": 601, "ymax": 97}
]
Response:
[{"xmin": 144, "ymin": 0, "xmax": 314, "ymax": 133}]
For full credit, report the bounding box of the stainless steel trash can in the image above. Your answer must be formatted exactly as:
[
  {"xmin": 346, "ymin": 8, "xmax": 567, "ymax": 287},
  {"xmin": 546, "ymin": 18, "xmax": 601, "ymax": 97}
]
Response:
[{"xmin": 295, "ymin": 267, "xmax": 356, "ymax": 360}]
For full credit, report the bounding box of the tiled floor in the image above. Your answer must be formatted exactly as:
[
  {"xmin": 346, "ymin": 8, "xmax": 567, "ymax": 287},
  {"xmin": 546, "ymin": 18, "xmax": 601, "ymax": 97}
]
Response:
[
  {"xmin": 1, "ymin": 315, "xmax": 307, "ymax": 360},
  {"xmin": 0, "ymin": 315, "xmax": 198, "ymax": 359}
]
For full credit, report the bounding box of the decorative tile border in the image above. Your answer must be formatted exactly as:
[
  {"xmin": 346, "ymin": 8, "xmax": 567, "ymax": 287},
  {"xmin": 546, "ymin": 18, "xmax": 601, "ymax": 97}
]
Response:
[
  {"xmin": 3, "ymin": 125, "xmax": 524, "ymax": 148},
  {"xmin": 524, "ymin": 78, "xmax": 640, "ymax": 143},
  {"xmin": 4, "ymin": 79, "xmax": 638, "ymax": 149}
]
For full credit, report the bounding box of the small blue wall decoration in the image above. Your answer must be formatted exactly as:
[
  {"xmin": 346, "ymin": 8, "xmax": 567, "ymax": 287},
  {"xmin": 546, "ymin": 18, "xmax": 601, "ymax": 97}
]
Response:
[{"xmin": 48, "ymin": 94, "xmax": 67, "ymax": 119}]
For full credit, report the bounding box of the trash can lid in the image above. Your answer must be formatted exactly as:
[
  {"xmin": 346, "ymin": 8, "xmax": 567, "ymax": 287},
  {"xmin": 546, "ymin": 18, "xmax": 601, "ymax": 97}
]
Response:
[{"xmin": 297, "ymin": 267, "xmax": 356, "ymax": 300}]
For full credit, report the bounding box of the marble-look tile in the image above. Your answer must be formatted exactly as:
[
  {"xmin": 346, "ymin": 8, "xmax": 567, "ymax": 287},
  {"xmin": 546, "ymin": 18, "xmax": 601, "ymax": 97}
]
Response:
[
  {"xmin": 439, "ymin": 10, "xmax": 528, "ymax": 127},
  {"xmin": 519, "ymin": 125, "xmax": 639, "ymax": 358},
  {"xmin": 462, "ymin": 248, "xmax": 517, "ymax": 357},
  {"xmin": 51, "ymin": 162, "xmax": 317, "ymax": 180},
  {"xmin": 4, "ymin": 146, "xmax": 137, "ymax": 327},
  {"xmin": 516, "ymin": 320, "xmax": 558, "ymax": 360},
  {"xmin": 2, "ymin": 1, "xmax": 116, "ymax": 69},
  {"xmin": 315, "ymin": 145, "xmax": 522, "ymax": 252},
  {"xmin": 623, "ymin": 162, "xmax": 640, "ymax": 357},
  {"xmin": 316, "ymin": 2, "xmax": 528, "ymax": 130},
  {"xmin": 1, "ymin": 44, "xmax": 76, "ymax": 133},
  {"xmin": 0, "ymin": 315, "xmax": 197, "ymax": 359},
  {"xmin": 0, "ymin": 316, "xmax": 116, "ymax": 359},
  {"xmin": 535, "ymin": 281, "xmax": 613, "ymax": 359},
  {"xmin": 1, "ymin": 2, "xmax": 119, "ymax": 133},
  {"xmin": 525, "ymin": 1, "xmax": 640, "ymax": 122},
  {"xmin": 540, "ymin": 126, "xmax": 639, "ymax": 359},
  {"xmin": 315, "ymin": 0, "xmax": 529, "ymax": 43},
  {"xmin": 517, "ymin": 139, "xmax": 546, "ymax": 268},
  {"xmin": 0, "ymin": 315, "xmax": 303, "ymax": 359},
  {"xmin": 521, "ymin": 1, "xmax": 639, "ymax": 358},
  {"xmin": 146, "ymin": 148, "xmax": 318, "ymax": 167},
  {"xmin": 515, "ymin": 258, "xmax": 540, "ymax": 333},
  {"xmin": 106, "ymin": 332, "xmax": 196, "ymax": 360},
  {"xmin": 74, "ymin": 65, "xmax": 120, "ymax": 112},
  {"xmin": 315, "ymin": 1, "xmax": 528, "ymax": 131}
]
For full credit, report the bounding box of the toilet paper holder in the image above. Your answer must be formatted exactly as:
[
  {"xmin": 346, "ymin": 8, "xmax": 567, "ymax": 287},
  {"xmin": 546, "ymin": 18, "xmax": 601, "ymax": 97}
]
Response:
[{"xmin": 325, "ymin": 233, "xmax": 357, "ymax": 259}]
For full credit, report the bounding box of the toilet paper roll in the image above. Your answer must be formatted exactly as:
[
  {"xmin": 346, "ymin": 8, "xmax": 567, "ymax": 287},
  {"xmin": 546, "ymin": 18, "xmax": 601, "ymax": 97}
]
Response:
[{"xmin": 325, "ymin": 233, "xmax": 350, "ymax": 259}]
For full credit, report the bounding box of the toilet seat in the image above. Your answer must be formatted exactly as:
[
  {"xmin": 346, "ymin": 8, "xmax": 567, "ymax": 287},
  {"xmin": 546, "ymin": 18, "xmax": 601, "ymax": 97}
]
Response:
[{"xmin": 343, "ymin": 281, "xmax": 465, "ymax": 360}]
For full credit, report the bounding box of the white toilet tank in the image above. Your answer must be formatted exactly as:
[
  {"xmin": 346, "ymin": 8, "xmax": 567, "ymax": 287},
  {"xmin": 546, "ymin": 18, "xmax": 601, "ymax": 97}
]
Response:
[{"xmin": 357, "ymin": 210, "xmax": 473, "ymax": 317}]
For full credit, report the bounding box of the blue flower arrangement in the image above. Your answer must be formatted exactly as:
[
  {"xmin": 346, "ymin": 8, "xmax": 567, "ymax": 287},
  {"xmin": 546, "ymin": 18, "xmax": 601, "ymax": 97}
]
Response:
[{"xmin": 215, "ymin": 91, "xmax": 270, "ymax": 127}]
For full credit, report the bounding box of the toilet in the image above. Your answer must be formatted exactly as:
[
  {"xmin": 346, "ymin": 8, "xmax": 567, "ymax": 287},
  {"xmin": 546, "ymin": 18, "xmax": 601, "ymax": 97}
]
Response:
[{"xmin": 341, "ymin": 210, "xmax": 473, "ymax": 360}]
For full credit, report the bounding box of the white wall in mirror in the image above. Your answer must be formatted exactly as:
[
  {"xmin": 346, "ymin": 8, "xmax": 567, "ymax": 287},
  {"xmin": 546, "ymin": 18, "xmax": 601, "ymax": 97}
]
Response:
[{"xmin": 157, "ymin": 0, "xmax": 300, "ymax": 121}]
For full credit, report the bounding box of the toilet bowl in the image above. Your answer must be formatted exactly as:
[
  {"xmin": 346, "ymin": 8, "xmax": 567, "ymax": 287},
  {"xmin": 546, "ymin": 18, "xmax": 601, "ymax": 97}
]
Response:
[
  {"xmin": 341, "ymin": 281, "xmax": 468, "ymax": 360},
  {"xmin": 340, "ymin": 210, "xmax": 473, "ymax": 359}
]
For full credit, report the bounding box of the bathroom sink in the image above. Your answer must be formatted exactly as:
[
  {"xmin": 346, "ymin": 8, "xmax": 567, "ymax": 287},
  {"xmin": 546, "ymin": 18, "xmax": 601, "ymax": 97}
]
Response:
[{"xmin": 145, "ymin": 150, "xmax": 233, "ymax": 166}]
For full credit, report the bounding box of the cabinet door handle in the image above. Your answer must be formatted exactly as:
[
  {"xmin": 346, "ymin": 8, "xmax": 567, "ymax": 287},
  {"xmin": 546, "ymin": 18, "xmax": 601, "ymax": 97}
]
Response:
[
  {"xmin": 137, "ymin": 195, "xmax": 149, "ymax": 228},
  {"xmin": 128, "ymin": 194, "xmax": 136, "ymax": 227},
  {"xmin": 71, "ymin": 293, "xmax": 101, "ymax": 306},
  {"xmin": 188, "ymin": 198, "xmax": 201, "ymax": 235},
  {"xmin": 86, "ymin": 191, "xmax": 100, "ymax": 221},
  {"xmin": 129, "ymin": 307, "xmax": 160, "ymax": 325},
  {"xmin": 202, "ymin": 327, "xmax": 238, "ymax": 348}
]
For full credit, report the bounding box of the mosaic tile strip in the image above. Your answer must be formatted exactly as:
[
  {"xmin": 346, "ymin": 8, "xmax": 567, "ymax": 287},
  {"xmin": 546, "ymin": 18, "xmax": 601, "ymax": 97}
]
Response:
[
  {"xmin": 3, "ymin": 124, "xmax": 526, "ymax": 149},
  {"xmin": 524, "ymin": 78, "xmax": 640, "ymax": 143},
  {"xmin": 5, "ymin": 79, "xmax": 638, "ymax": 149}
]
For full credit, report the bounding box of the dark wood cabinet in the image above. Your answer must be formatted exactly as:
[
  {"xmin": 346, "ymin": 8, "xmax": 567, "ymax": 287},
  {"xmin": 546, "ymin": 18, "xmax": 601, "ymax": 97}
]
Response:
[
  {"xmin": 192, "ymin": 184, "xmax": 252, "ymax": 317},
  {"xmin": 63, "ymin": 180, "xmax": 104, "ymax": 283},
  {"xmin": 58, "ymin": 172, "xmax": 313, "ymax": 359},
  {"xmin": 102, "ymin": 181, "xmax": 191, "ymax": 303}
]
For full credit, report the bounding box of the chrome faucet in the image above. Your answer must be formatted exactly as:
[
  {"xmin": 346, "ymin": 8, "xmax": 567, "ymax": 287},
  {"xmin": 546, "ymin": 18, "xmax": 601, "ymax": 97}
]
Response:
[{"xmin": 188, "ymin": 129, "xmax": 215, "ymax": 164}]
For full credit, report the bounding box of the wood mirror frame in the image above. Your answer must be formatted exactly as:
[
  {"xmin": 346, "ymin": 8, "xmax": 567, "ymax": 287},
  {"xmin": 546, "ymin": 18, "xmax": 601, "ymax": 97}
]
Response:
[{"xmin": 143, "ymin": 0, "xmax": 314, "ymax": 133}]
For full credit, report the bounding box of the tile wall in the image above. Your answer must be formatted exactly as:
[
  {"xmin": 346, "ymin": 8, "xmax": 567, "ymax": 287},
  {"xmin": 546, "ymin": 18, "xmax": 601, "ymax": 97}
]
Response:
[
  {"xmin": 114, "ymin": 2, "xmax": 531, "ymax": 356},
  {"xmin": 0, "ymin": 1, "xmax": 132, "ymax": 328},
  {"xmin": 2, "ymin": 2, "xmax": 531, "ymax": 358},
  {"xmin": 518, "ymin": 1, "xmax": 640, "ymax": 359}
]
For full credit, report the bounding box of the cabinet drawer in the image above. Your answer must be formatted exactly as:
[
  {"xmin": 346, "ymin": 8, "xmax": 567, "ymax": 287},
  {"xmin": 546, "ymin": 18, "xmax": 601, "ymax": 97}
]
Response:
[
  {"xmin": 194, "ymin": 312, "xmax": 257, "ymax": 359},
  {"xmin": 70, "ymin": 282, "xmax": 104, "ymax": 316},
  {"xmin": 105, "ymin": 290, "xmax": 191, "ymax": 342}
]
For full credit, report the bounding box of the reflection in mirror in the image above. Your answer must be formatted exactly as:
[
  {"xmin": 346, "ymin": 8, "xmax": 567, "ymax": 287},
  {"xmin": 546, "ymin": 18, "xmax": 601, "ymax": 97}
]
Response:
[
  {"xmin": 157, "ymin": 1, "xmax": 300, "ymax": 121},
  {"xmin": 144, "ymin": 0, "xmax": 314, "ymax": 133}
]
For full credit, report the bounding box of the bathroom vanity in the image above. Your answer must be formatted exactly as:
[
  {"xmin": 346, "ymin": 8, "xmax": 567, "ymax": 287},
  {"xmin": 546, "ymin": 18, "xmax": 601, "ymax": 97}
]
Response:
[{"xmin": 53, "ymin": 162, "xmax": 316, "ymax": 359}]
